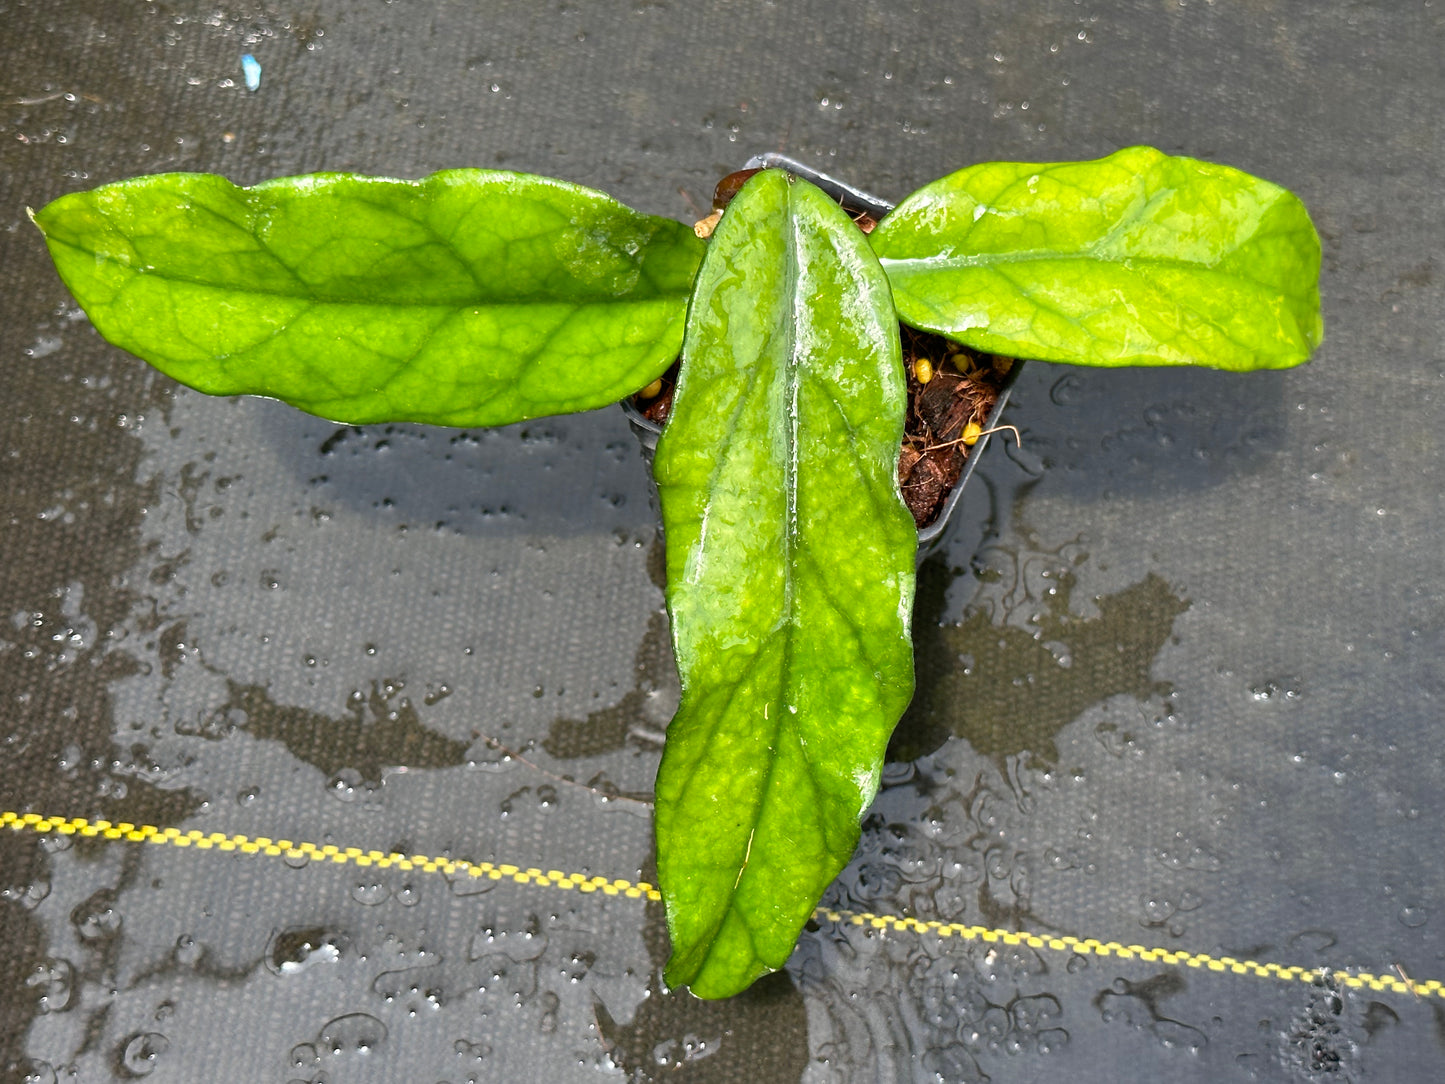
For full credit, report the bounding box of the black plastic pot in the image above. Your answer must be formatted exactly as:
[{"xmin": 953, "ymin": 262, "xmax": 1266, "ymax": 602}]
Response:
[{"xmin": 621, "ymin": 152, "xmax": 1021, "ymax": 560}]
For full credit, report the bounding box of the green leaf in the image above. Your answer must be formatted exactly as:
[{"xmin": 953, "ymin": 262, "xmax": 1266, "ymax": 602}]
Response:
[
  {"xmin": 871, "ymin": 145, "xmax": 1323, "ymax": 370},
  {"xmin": 34, "ymin": 170, "xmax": 704, "ymax": 426},
  {"xmin": 652, "ymin": 170, "xmax": 917, "ymax": 998}
]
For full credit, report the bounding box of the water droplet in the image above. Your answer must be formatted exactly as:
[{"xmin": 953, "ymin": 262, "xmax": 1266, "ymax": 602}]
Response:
[
  {"xmin": 327, "ymin": 767, "xmax": 364, "ymax": 802},
  {"xmin": 454, "ymin": 1037, "xmax": 492, "ymax": 1060},
  {"xmin": 119, "ymin": 1032, "xmax": 169, "ymax": 1076},
  {"xmin": 71, "ymin": 890, "xmax": 122, "ymax": 941},
  {"xmin": 24, "ymin": 958, "xmax": 74, "ymax": 1013},
  {"xmin": 538, "ymin": 990, "xmax": 561, "ymax": 1032},
  {"xmin": 269, "ymin": 927, "xmax": 344, "ymax": 974},
  {"xmin": 175, "ymin": 934, "xmax": 203, "ymax": 967},
  {"xmin": 1036, "ymin": 1028, "xmax": 1070, "ymax": 1054},
  {"xmin": 1155, "ymin": 832, "xmax": 1223, "ymax": 872},
  {"xmin": 1141, "ymin": 896, "xmax": 1176, "ymax": 923},
  {"xmin": 1011, "ymin": 993, "xmax": 1061, "ymax": 1033},
  {"xmin": 1399, "ymin": 905, "xmax": 1428, "ymax": 928},
  {"xmin": 3, "ymin": 876, "xmax": 51, "ymax": 909},
  {"xmin": 559, "ymin": 949, "xmax": 595, "ymax": 984},
  {"xmin": 1044, "ymin": 848, "xmax": 1076, "ymax": 871},
  {"xmin": 1250, "ymin": 681, "xmax": 1279, "ymax": 701},
  {"xmin": 288, "ymin": 1042, "xmax": 319, "ymax": 1070},
  {"xmin": 317, "ymin": 1013, "xmax": 387, "ymax": 1056},
  {"xmin": 351, "ymin": 881, "xmax": 390, "ymax": 906},
  {"xmin": 468, "ymin": 916, "xmax": 547, "ymax": 963},
  {"xmin": 11, "ymin": 1059, "xmax": 55, "ymax": 1084}
]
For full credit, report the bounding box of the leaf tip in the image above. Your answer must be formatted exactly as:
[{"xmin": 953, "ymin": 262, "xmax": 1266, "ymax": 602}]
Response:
[{"xmin": 663, "ymin": 945, "xmax": 776, "ymax": 1001}]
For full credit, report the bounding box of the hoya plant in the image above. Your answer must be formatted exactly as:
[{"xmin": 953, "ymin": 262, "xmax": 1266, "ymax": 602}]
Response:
[{"xmin": 32, "ymin": 145, "xmax": 1322, "ymax": 999}]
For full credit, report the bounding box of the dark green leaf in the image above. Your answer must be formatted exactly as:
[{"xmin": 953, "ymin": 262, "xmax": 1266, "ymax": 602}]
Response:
[
  {"xmin": 652, "ymin": 170, "xmax": 917, "ymax": 998},
  {"xmin": 34, "ymin": 170, "xmax": 704, "ymax": 425},
  {"xmin": 871, "ymin": 146, "xmax": 1322, "ymax": 370}
]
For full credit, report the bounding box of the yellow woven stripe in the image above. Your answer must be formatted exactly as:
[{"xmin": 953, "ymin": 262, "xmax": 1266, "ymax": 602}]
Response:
[
  {"xmin": 0, "ymin": 809, "xmax": 665, "ymax": 902},
  {"xmin": 4, "ymin": 810, "xmax": 1442, "ymax": 1002},
  {"xmin": 819, "ymin": 906, "xmax": 1445, "ymax": 1002}
]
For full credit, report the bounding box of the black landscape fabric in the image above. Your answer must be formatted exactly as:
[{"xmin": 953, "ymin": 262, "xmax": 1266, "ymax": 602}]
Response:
[{"xmin": 3, "ymin": 1, "xmax": 1443, "ymax": 1080}]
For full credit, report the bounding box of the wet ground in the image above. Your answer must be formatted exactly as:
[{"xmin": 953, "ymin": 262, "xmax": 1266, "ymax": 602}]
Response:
[{"xmin": 3, "ymin": 1, "xmax": 1443, "ymax": 1080}]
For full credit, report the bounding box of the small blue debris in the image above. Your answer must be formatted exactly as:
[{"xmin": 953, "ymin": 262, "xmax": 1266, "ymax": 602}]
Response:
[{"xmin": 241, "ymin": 54, "xmax": 262, "ymax": 92}]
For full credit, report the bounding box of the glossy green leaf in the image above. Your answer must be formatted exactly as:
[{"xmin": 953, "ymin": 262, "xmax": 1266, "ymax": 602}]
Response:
[
  {"xmin": 871, "ymin": 145, "xmax": 1322, "ymax": 370},
  {"xmin": 34, "ymin": 170, "xmax": 704, "ymax": 426},
  {"xmin": 652, "ymin": 171, "xmax": 917, "ymax": 998}
]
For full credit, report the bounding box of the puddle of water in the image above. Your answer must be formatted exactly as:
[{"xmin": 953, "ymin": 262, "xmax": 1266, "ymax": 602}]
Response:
[{"xmin": 894, "ymin": 553, "xmax": 1188, "ymax": 766}]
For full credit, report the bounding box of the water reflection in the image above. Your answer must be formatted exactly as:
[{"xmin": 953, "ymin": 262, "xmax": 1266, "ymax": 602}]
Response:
[
  {"xmin": 200, "ymin": 676, "xmax": 471, "ymax": 787},
  {"xmin": 892, "ymin": 555, "xmax": 1188, "ymax": 766},
  {"xmin": 593, "ymin": 890, "xmax": 809, "ymax": 1082}
]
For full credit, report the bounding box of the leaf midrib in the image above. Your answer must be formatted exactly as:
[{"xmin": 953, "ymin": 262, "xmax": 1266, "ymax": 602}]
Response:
[{"xmin": 682, "ymin": 177, "xmax": 815, "ymax": 984}]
